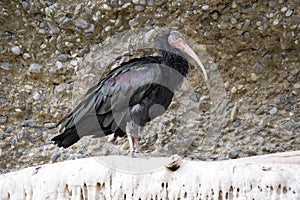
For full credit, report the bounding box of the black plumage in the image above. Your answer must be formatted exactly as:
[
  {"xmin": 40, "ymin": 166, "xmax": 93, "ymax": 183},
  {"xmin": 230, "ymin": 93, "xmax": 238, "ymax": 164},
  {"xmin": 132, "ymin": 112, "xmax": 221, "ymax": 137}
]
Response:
[{"xmin": 52, "ymin": 30, "xmax": 207, "ymax": 153}]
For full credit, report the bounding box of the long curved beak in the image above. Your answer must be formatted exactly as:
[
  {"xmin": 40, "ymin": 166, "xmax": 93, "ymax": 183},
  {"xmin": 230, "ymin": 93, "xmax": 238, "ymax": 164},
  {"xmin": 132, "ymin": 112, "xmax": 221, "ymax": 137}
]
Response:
[
  {"xmin": 169, "ymin": 35, "xmax": 208, "ymax": 81},
  {"xmin": 178, "ymin": 40, "xmax": 208, "ymax": 81}
]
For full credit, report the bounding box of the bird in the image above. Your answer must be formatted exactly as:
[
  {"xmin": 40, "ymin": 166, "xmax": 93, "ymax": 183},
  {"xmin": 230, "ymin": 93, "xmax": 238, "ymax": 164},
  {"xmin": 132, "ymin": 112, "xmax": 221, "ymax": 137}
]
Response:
[{"xmin": 52, "ymin": 30, "xmax": 208, "ymax": 154}]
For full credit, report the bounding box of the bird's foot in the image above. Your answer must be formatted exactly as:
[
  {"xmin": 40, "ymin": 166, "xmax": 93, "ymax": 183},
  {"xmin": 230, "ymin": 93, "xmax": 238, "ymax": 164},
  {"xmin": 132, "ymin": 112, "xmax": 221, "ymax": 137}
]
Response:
[{"xmin": 131, "ymin": 151, "xmax": 151, "ymax": 159}]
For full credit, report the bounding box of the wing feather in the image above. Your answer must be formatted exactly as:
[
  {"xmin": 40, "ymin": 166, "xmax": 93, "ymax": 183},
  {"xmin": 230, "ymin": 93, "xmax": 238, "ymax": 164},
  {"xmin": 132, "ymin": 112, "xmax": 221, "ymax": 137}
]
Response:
[{"xmin": 58, "ymin": 57, "xmax": 164, "ymax": 131}]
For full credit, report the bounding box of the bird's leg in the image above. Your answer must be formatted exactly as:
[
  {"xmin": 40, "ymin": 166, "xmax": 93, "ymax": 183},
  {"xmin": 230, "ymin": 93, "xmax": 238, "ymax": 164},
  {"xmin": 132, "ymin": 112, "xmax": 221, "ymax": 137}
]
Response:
[
  {"xmin": 126, "ymin": 121, "xmax": 135, "ymax": 155},
  {"xmin": 126, "ymin": 121, "xmax": 141, "ymax": 155},
  {"xmin": 133, "ymin": 125, "xmax": 140, "ymax": 153}
]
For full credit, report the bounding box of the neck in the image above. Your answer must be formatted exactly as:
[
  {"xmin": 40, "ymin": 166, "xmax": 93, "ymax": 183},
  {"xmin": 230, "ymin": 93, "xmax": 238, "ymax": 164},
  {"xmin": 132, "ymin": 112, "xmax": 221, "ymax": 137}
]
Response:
[{"xmin": 160, "ymin": 49, "xmax": 189, "ymax": 77}]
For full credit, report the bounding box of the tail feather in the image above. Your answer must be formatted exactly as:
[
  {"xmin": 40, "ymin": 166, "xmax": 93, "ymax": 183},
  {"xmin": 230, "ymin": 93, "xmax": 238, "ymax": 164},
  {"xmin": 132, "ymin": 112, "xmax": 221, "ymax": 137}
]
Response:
[{"xmin": 51, "ymin": 128, "xmax": 80, "ymax": 148}]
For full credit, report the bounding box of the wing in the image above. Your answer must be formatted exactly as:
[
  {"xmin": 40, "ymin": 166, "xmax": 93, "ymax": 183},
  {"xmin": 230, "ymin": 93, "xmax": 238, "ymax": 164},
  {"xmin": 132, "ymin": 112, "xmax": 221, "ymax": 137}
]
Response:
[{"xmin": 57, "ymin": 57, "xmax": 164, "ymax": 132}]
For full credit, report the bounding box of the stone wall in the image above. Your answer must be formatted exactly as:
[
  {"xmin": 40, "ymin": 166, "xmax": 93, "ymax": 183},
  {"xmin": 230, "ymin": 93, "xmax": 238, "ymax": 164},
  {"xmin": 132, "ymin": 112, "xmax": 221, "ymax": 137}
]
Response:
[{"xmin": 0, "ymin": 0, "xmax": 299, "ymax": 173}]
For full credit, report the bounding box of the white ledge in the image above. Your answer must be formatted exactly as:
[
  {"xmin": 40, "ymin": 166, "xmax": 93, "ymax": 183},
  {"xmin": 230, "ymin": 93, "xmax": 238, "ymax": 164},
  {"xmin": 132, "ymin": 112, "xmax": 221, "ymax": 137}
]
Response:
[{"xmin": 0, "ymin": 151, "xmax": 299, "ymax": 200}]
